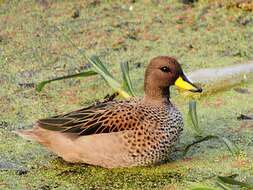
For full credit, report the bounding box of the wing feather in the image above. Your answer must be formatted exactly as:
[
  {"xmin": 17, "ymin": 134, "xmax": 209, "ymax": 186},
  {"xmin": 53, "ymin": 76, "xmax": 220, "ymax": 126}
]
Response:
[{"xmin": 37, "ymin": 100, "xmax": 139, "ymax": 136}]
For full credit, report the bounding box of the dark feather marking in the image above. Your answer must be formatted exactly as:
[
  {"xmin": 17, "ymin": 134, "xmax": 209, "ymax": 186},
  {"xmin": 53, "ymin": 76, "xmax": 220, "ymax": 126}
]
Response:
[
  {"xmin": 99, "ymin": 117, "xmax": 110, "ymax": 122},
  {"xmin": 37, "ymin": 123, "xmax": 64, "ymax": 131},
  {"xmin": 66, "ymin": 113, "xmax": 93, "ymax": 119},
  {"xmin": 38, "ymin": 99, "xmax": 138, "ymax": 136},
  {"xmin": 110, "ymin": 123, "xmax": 123, "ymax": 133},
  {"xmin": 62, "ymin": 126, "xmax": 83, "ymax": 133},
  {"xmin": 94, "ymin": 123, "xmax": 108, "ymax": 134},
  {"xmin": 38, "ymin": 118, "xmax": 72, "ymax": 125},
  {"xmin": 78, "ymin": 123, "xmax": 111, "ymax": 135},
  {"xmin": 84, "ymin": 118, "xmax": 99, "ymax": 127},
  {"xmin": 99, "ymin": 125, "xmax": 111, "ymax": 134}
]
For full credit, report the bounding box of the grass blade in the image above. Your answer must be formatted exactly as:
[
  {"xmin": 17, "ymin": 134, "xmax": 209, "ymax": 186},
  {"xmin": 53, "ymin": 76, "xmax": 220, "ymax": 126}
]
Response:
[
  {"xmin": 219, "ymin": 137, "xmax": 240, "ymax": 156},
  {"xmin": 190, "ymin": 187, "xmax": 218, "ymax": 190},
  {"xmin": 88, "ymin": 55, "xmax": 131, "ymax": 99},
  {"xmin": 183, "ymin": 135, "xmax": 239, "ymax": 156},
  {"xmin": 183, "ymin": 135, "xmax": 218, "ymax": 156},
  {"xmin": 217, "ymin": 175, "xmax": 253, "ymax": 189},
  {"xmin": 89, "ymin": 55, "xmax": 114, "ymax": 78},
  {"xmin": 188, "ymin": 100, "xmax": 202, "ymax": 136},
  {"xmin": 36, "ymin": 70, "xmax": 97, "ymax": 92},
  {"xmin": 186, "ymin": 101, "xmax": 240, "ymax": 156},
  {"xmin": 120, "ymin": 62, "xmax": 136, "ymax": 97},
  {"xmin": 216, "ymin": 181, "xmax": 232, "ymax": 190},
  {"xmin": 189, "ymin": 182, "xmax": 219, "ymax": 190}
]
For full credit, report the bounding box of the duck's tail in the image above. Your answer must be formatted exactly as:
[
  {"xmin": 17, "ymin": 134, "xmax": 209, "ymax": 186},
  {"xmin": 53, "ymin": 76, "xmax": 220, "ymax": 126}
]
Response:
[
  {"xmin": 14, "ymin": 129, "xmax": 38, "ymax": 141},
  {"xmin": 14, "ymin": 127, "xmax": 50, "ymax": 145},
  {"xmin": 14, "ymin": 127, "xmax": 82, "ymax": 163}
]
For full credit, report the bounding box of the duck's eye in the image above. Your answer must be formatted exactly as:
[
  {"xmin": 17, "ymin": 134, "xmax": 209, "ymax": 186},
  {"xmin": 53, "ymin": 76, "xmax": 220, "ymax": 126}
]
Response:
[{"xmin": 160, "ymin": 66, "xmax": 170, "ymax": 73}]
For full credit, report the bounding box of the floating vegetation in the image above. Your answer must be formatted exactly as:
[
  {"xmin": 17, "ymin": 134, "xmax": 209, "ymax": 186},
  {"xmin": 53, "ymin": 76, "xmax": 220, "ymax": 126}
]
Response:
[
  {"xmin": 1, "ymin": 1, "xmax": 253, "ymax": 189},
  {"xmin": 185, "ymin": 100, "xmax": 240, "ymax": 157}
]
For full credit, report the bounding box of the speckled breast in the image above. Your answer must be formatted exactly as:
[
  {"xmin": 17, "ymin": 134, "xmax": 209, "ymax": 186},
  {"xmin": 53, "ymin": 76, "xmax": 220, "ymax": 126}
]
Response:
[{"xmin": 122, "ymin": 103, "xmax": 184, "ymax": 166}]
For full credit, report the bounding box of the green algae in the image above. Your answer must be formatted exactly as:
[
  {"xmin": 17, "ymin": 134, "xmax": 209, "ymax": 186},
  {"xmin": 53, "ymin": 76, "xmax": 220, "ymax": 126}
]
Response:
[{"xmin": 1, "ymin": 0, "xmax": 253, "ymax": 189}]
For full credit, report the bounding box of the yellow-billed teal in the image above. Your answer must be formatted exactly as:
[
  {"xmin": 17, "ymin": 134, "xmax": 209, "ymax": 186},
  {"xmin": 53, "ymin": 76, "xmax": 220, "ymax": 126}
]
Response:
[{"xmin": 17, "ymin": 56, "xmax": 202, "ymax": 168}]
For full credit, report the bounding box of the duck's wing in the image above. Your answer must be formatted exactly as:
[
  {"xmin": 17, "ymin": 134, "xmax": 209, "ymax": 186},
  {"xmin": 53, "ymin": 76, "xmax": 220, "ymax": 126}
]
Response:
[{"xmin": 37, "ymin": 100, "xmax": 139, "ymax": 136}]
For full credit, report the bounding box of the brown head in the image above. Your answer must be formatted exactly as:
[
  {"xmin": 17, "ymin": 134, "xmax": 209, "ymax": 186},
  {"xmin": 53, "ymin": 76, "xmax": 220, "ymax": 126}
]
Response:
[{"xmin": 144, "ymin": 56, "xmax": 202, "ymax": 102}]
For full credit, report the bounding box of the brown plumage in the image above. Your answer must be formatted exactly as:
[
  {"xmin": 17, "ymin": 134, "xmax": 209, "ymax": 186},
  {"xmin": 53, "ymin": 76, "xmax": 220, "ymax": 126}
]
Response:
[{"xmin": 17, "ymin": 56, "xmax": 202, "ymax": 168}]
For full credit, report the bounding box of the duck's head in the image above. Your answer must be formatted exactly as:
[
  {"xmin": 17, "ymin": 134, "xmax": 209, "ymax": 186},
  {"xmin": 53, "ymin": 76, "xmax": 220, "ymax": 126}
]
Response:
[{"xmin": 144, "ymin": 56, "xmax": 202, "ymax": 102}]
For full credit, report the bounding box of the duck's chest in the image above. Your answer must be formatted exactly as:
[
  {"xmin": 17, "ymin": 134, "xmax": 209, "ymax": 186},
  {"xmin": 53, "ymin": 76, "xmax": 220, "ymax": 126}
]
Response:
[
  {"xmin": 121, "ymin": 103, "xmax": 184, "ymax": 165},
  {"xmin": 143, "ymin": 104, "xmax": 184, "ymax": 133},
  {"xmin": 149, "ymin": 105, "xmax": 184, "ymax": 148},
  {"xmin": 160, "ymin": 105, "xmax": 184, "ymax": 133},
  {"xmin": 136, "ymin": 106, "xmax": 181, "ymax": 146}
]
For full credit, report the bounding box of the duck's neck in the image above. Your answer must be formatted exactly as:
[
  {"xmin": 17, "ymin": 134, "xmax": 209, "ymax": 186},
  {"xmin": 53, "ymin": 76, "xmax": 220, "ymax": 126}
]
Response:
[{"xmin": 143, "ymin": 86, "xmax": 171, "ymax": 105}]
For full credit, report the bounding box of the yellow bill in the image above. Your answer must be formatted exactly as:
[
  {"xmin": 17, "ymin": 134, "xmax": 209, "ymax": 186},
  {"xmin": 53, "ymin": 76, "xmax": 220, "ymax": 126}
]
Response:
[{"xmin": 175, "ymin": 76, "xmax": 202, "ymax": 93}]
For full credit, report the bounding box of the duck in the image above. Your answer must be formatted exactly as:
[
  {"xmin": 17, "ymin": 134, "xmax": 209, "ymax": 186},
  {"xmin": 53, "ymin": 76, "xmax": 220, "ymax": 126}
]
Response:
[{"xmin": 17, "ymin": 56, "xmax": 202, "ymax": 168}]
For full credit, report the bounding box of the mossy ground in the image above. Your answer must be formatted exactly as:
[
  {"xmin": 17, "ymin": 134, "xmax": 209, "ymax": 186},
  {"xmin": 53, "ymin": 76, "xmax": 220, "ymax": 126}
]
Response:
[{"xmin": 0, "ymin": 0, "xmax": 253, "ymax": 189}]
